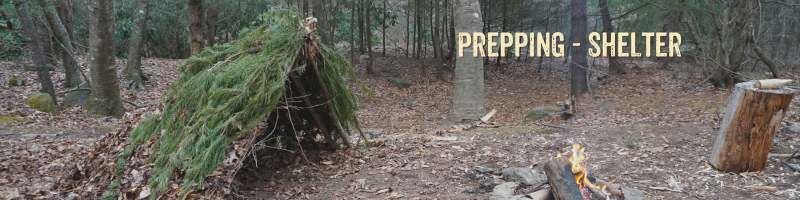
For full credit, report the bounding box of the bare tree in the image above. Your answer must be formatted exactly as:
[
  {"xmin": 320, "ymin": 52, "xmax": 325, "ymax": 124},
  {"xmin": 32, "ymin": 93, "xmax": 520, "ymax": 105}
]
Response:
[
  {"xmin": 569, "ymin": 0, "xmax": 588, "ymax": 97},
  {"xmin": 599, "ymin": 0, "xmax": 625, "ymax": 74},
  {"xmin": 37, "ymin": 0, "xmax": 82, "ymax": 88},
  {"xmin": 448, "ymin": 0, "xmax": 485, "ymax": 124},
  {"xmin": 12, "ymin": 0, "xmax": 58, "ymax": 106},
  {"xmin": 124, "ymin": 0, "xmax": 150, "ymax": 91},
  {"xmin": 86, "ymin": 0, "xmax": 126, "ymax": 118}
]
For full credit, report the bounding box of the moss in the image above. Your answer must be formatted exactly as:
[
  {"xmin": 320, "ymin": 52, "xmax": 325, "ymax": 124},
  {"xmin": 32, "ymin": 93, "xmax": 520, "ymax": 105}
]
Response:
[
  {"xmin": 8, "ymin": 78, "xmax": 25, "ymax": 86},
  {"xmin": 99, "ymin": 126, "xmax": 119, "ymax": 133},
  {"xmin": 93, "ymin": 114, "xmax": 105, "ymax": 118},
  {"xmin": 692, "ymin": 101, "xmax": 706, "ymax": 106},
  {"xmin": 24, "ymin": 93, "xmax": 58, "ymax": 114},
  {"xmin": 0, "ymin": 116, "xmax": 33, "ymax": 123}
]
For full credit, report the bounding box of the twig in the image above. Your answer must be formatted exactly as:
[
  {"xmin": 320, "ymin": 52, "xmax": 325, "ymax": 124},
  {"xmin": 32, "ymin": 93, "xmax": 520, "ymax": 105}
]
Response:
[
  {"xmin": 57, "ymin": 88, "xmax": 90, "ymax": 94},
  {"xmin": 120, "ymin": 99, "xmax": 158, "ymax": 109},
  {"xmin": 780, "ymin": 150, "xmax": 800, "ymax": 172},
  {"xmin": 651, "ymin": 101, "xmax": 670, "ymax": 123},
  {"xmin": 534, "ymin": 123, "xmax": 572, "ymax": 129}
]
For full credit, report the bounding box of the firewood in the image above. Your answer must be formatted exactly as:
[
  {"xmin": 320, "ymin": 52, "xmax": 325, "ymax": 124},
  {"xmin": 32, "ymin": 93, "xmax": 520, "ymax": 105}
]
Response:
[
  {"xmin": 543, "ymin": 158, "xmax": 584, "ymax": 200},
  {"xmin": 709, "ymin": 81, "xmax": 796, "ymax": 172},
  {"xmin": 754, "ymin": 79, "xmax": 793, "ymax": 89},
  {"xmin": 768, "ymin": 153, "xmax": 800, "ymax": 159}
]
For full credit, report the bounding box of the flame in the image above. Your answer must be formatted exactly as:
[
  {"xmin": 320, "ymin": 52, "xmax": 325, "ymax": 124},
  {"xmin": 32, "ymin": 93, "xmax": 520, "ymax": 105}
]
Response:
[{"xmin": 561, "ymin": 143, "xmax": 611, "ymax": 200}]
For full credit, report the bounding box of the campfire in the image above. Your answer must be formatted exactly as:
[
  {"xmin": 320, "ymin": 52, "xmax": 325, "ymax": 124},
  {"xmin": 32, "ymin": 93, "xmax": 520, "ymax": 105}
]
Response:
[{"xmin": 554, "ymin": 143, "xmax": 612, "ymax": 200}]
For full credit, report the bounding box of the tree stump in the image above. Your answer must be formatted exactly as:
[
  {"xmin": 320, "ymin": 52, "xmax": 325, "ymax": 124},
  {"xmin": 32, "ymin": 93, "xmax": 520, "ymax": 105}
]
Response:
[
  {"xmin": 543, "ymin": 158, "xmax": 584, "ymax": 200},
  {"xmin": 709, "ymin": 81, "xmax": 796, "ymax": 172}
]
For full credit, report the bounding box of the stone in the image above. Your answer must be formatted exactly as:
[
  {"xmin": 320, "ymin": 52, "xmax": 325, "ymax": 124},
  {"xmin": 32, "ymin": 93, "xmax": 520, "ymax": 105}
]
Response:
[
  {"xmin": 524, "ymin": 107, "xmax": 562, "ymax": 123},
  {"xmin": 481, "ymin": 178, "xmax": 504, "ymax": 188},
  {"xmin": 24, "ymin": 93, "xmax": 58, "ymax": 114},
  {"xmin": 781, "ymin": 121, "xmax": 800, "ymax": 134},
  {"xmin": 23, "ymin": 64, "xmax": 55, "ymax": 71},
  {"xmin": 526, "ymin": 188, "xmax": 553, "ymax": 200},
  {"xmin": 8, "ymin": 78, "xmax": 25, "ymax": 86},
  {"xmin": 622, "ymin": 187, "xmax": 646, "ymax": 200},
  {"xmin": 475, "ymin": 166, "xmax": 497, "ymax": 173},
  {"xmin": 359, "ymin": 54, "xmax": 369, "ymax": 60},
  {"xmin": 387, "ymin": 77, "xmax": 412, "ymax": 89},
  {"xmin": 489, "ymin": 182, "xmax": 531, "ymax": 200},
  {"xmin": 61, "ymin": 82, "xmax": 90, "ymax": 108},
  {"xmin": 599, "ymin": 102, "xmax": 619, "ymax": 111},
  {"xmin": 365, "ymin": 130, "xmax": 381, "ymax": 138},
  {"xmin": 501, "ymin": 167, "xmax": 543, "ymax": 185}
]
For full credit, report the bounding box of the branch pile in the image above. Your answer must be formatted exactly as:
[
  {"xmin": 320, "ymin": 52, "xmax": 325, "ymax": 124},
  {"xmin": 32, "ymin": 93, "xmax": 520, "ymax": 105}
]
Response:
[{"xmin": 54, "ymin": 9, "xmax": 365, "ymax": 199}]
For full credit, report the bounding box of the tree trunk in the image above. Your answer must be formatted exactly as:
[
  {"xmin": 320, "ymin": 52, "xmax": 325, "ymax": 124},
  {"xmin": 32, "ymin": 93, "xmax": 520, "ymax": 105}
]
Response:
[
  {"xmin": 86, "ymin": 0, "xmax": 126, "ymax": 118},
  {"xmin": 432, "ymin": 0, "xmax": 444, "ymax": 80},
  {"xmin": 709, "ymin": 81, "xmax": 794, "ymax": 172},
  {"xmin": 34, "ymin": 16, "xmax": 56, "ymax": 66},
  {"xmin": 569, "ymin": 0, "xmax": 589, "ymax": 97},
  {"xmin": 13, "ymin": 0, "xmax": 58, "ymax": 107},
  {"xmin": 448, "ymin": 0, "xmax": 485, "ymax": 125},
  {"xmin": 312, "ymin": 0, "xmax": 330, "ymax": 45},
  {"xmin": 358, "ymin": 1, "xmax": 365, "ymax": 54},
  {"xmin": 125, "ymin": 0, "xmax": 150, "ymax": 91},
  {"xmin": 496, "ymin": 0, "xmax": 506, "ymax": 65},
  {"xmin": 405, "ymin": 0, "xmax": 410, "ymax": 57},
  {"xmin": 55, "ymin": 0, "xmax": 76, "ymax": 53},
  {"xmin": 350, "ymin": 0, "xmax": 355, "ymax": 61},
  {"xmin": 382, "ymin": 0, "xmax": 386, "ymax": 57},
  {"xmin": 37, "ymin": 0, "xmax": 82, "ymax": 89},
  {"xmin": 188, "ymin": 0, "xmax": 204, "ymax": 56},
  {"xmin": 206, "ymin": 7, "xmax": 218, "ymax": 47},
  {"xmin": 366, "ymin": 0, "xmax": 374, "ymax": 75},
  {"xmin": 599, "ymin": 0, "xmax": 625, "ymax": 74}
]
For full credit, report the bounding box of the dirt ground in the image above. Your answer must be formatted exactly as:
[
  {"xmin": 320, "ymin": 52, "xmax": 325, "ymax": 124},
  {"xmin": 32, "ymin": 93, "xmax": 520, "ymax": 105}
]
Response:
[{"xmin": 1, "ymin": 51, "xmax": 799, "ymax": 199}]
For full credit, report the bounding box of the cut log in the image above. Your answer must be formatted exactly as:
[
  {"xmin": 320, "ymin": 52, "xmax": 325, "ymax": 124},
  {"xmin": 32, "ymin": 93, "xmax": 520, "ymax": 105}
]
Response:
[
  {"xmin": 543, "ymin": 158, "xmax": 584, "ymax": 200},
  {"xmin": 709, "ymin": 81, "xmax": 796, "ymax": 172},
  {"xmin": 754, "ymin": 79, "xmax": 792, "ymax": 89}
]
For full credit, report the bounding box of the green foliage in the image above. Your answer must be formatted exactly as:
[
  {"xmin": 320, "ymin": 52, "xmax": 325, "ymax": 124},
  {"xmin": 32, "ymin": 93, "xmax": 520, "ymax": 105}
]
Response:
[
  {"xmin": 117, "ymin": 9, "xmax": 362, "ymax": 199},
  {"xmin": 626, "ymin": 138, "xmax": 643, "ymax": 149}
]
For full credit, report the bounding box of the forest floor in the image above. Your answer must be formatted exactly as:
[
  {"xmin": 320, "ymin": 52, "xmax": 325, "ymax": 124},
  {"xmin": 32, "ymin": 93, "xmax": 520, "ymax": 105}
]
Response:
[{"xmin": 0, "ymin": 51, "xmax": 799, "ymax": 199}]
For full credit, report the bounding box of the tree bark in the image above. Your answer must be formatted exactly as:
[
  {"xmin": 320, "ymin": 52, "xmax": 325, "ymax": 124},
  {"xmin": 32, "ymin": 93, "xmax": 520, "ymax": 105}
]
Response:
[
  {"xmin": 206, "ymin": 7, "xmax": 218, "ymax": 47},
  {"xmin": 366, "ymin": 0, "xmax": 374, "ymax": 75},
  {"xmin": 55, "ymin": 0, "xmax": 76, "ymax": 53},
  {"xmin": 709, "ymin": 81, "xmax": 795, "ymax": 172},
  {"xmin": 405, "ymin": 0, "xmax": 410, "ymax": 57},
  {"xmin": 358, "ymin": 1, "xmax": 365, "ymax": 54},
  {"xmin": 569, "ymin": 0, "xmax": 589, "ymax": 97},
  {"xmin": 13, "ymin": 0, "xmax": 58, "ymax": 107},
  {"xmin": 34, "ymin": 16, "xmax": 56, "ymax": 66},
  {"xmin": 125, "ymin": 0, "xmax": 150, "ymax": 91},
  {"xmin": 448, "ymin": 0, "xmax": 485, "ymax": 125},
  {"xmin": 382, "ymin": 0, "xmax": 386, "ymax": 56},
  {"xmin": 86, "ymin": 0, "xmax": 126, "ymax": 118},
  {"xmin": 312, "ymin": 0, "xmax": 330, "ymax": 45},
  {"xmin": 599, "ymin": 0, "xmax": 625, "ymax": 74},
  {"xmin": 37, "ymin": 0, "xmax": 82, "ymax": 89},
  {"xmin": 187, "ymin": 0, "xmax": 204, "ymax": 56}
]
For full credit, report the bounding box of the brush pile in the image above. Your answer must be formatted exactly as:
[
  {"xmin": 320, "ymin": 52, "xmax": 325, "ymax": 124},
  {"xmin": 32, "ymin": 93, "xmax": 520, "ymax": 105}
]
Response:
[{"xmin": 53, "ymin": 9, "xmax": 366, "ymax": 199}]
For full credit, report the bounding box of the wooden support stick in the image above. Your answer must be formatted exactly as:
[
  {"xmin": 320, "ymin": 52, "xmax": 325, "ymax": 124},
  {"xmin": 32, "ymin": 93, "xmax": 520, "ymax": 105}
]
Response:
[
  {"xmin": 754, "ymin": 79, "xmax": 793, "ymax": 89},
  {"xmin": 289, "ymin": 74, "xmax": 339, "ymax": 149},
  {"xmin": 309, "ymin": 61, "xmax": 355, "ymax": 149},
  {"xmin": 543, "ymin": 158, "xmax": 584, "ymax": 200},
  {"xmin": 709, "ymin": 81, "xmax": 796, "ymax": 172}
]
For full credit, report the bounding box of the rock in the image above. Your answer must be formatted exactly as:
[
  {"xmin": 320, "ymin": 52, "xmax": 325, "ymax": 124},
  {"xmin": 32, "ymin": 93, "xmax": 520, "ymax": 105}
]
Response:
[
  {"xmin": 61, "ymin": 82, "xmax": 90, "ymax": 108},
  {"xmin": 489, "ymin": 182, "xmax": 529, "ymax": 200},
  {"xmin": 524, "ymin": 107, "xmax": 562, "ymax": 123},
  {"xmin": 387, "ymin": 77, "xmax": 412, "ymax": 89},
  {"xmin": 23, "ymin": 64, "xmax": 55, "ymax": 71},
  {"xmin": 599, "ymin": 102, "xmax": 619, "ymax": 111},
  {"xmin": 8, "ymin": 78, "xmax": 25, "ymax": 86},
  {"xmin": 622, "ymin": 187, "xmax": 646, "ymax": 200},
  {"xmin": 526, "ymin": 188, "xmax": 553, "ymax": 200},
  {"xmin": 365, "ymin": 130, "xmax": 381, "ymax": 138},
  {"xmin": 24, "ymin": 93, "xmax": 58, "ymax": 114},
  {"xmin": 481, "ymin": 178, "xmax": 504, "ymax": 188},
  {"xmin": 501, "ymin": 167, "xmax": 543, "ymax": 185},
  {"xmin": 781, "ymin": 122, "xmax": 800, "ymax": 134},
  {"xmin": 475, "ymin": 166, "xmax": 497, "ymax": 173},
  {"xmin": 359, "ymin": 54, "xmax": 369, "ymax": 60}
]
